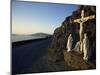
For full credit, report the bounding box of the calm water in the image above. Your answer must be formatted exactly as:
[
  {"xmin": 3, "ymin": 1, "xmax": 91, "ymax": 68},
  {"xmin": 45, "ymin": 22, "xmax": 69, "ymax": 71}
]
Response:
[{"xmin": 12, "ymin": 35, "xmax": 46, "ymax": 42}]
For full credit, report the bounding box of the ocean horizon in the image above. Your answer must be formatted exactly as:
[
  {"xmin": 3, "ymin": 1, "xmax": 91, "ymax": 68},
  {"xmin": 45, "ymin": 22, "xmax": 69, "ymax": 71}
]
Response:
[{"xmin": 12, "ymin": 35, "xmax": 47, "ymax": 42}]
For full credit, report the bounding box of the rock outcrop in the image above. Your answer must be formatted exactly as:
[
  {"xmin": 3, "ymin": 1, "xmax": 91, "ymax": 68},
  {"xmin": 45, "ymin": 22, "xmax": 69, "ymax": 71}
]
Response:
[
  {"xmin": 63, "ymin": 50, "xmax": 95, "ymax": 70},
  {"xmin": 48, "ymin": 5, "xmax": 96, "ymax": 70}
]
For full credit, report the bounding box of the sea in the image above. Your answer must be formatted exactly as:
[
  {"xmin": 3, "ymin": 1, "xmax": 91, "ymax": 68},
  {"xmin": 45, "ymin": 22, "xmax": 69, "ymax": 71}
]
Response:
[{"xmin": 12, "ymin": 35, "xmax": 46, "ymax": 42}]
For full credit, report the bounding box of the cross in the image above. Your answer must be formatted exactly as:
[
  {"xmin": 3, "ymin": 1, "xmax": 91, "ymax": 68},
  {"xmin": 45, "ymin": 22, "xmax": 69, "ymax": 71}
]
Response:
[{"xmin": 73, "ymin": 10, "xmax": 95, "ymax": 54}]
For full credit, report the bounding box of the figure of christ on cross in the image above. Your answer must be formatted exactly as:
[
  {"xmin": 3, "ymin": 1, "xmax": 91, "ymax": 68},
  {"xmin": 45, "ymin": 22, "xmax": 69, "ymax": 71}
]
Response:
[{"xmin": 74, "ymin": 10, "xmax": 95, "ymax": 54}]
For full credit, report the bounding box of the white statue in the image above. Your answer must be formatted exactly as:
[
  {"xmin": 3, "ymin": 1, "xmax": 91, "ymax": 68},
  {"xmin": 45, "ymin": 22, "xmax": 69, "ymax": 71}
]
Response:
[
  {"xmin": 67, "ymin": 34, "xmax": 73, "ymax": 52},
  {"xmin": 73, "ymin": 41, "xmax": 80, "ymax": 53},
  {"xmin": 74, "ymin": 10, "xmax": 95, "ymax": 54},
  {"xmin": 83, "ymin": 33, "xmax": 90, "ymax": 61}
]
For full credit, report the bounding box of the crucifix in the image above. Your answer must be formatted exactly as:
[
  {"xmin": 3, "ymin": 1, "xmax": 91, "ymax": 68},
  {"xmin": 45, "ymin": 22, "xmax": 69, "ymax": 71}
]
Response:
[{"xmin": 74, "ymin": 10, "xmax": 95, "ymax": 54}]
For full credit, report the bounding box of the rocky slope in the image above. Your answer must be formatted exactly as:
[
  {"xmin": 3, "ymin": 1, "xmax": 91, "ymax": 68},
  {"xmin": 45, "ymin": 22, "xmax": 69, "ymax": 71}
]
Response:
[
  {"xmin": 48, "ymin": 5, "xmax": 96, "ymax": 70},
  {"xmin": 63, "ymin": 50, "xmax": 95, "ymax": 70}
]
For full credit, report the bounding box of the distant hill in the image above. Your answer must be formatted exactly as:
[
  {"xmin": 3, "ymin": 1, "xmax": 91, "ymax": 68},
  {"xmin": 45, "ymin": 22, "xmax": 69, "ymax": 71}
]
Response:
[
  {"xmin": 12, "ymin": 34, "xmax": 18, "ymax": 36},
  {"xmin": 12, "ymin": 33, "xmax": 51, "ymax": 37},
  {"xmin": 30, "ymin": 33, "xmax": 52, "ymax": 38}
]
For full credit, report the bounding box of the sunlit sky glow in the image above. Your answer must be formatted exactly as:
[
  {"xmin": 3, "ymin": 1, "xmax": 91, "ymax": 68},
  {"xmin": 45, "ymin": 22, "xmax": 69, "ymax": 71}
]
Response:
[{"xmin": 12, "ymin": 0, "xmax": 78, "ymax": 34}]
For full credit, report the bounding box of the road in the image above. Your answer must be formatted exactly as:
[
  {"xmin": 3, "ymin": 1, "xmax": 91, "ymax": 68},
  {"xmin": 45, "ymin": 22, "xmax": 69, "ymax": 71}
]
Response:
[{"xmin": 12, "ymin": 38, "xmax": 52, "ymax": 74}]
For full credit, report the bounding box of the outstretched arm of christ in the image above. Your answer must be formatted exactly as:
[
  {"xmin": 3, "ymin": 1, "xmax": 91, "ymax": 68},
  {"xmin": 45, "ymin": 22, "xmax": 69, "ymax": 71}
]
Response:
[
  {"xmin": 74, "ymin": 19, "xmax": 81, "ymax": 23},
  {"xmin": 83, "ymin": 15, "xmax": 95, "ymax": 22}
]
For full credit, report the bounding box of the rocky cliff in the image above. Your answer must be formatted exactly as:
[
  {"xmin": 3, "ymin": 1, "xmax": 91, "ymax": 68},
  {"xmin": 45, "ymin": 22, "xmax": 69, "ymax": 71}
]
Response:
[{"xmin": 48, "ymin": 5, "xmax": 96, "ymax": 70}]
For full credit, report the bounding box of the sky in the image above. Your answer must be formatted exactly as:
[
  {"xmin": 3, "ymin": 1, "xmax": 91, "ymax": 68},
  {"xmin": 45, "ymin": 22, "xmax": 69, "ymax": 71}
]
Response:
[{"xmin": 12, "ymin": 0, "xmax": 78, "ymax": 35}]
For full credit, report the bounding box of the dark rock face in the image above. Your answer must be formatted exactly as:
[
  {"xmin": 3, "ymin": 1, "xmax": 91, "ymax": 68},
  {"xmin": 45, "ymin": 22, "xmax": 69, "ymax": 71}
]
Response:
[{"xmin": 48, "ymin": 5, "xmax": 96, "ymax": 65}]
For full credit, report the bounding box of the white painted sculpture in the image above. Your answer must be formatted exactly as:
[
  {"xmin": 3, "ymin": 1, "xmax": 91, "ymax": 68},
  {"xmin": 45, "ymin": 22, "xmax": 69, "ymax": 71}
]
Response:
[
  {"xmin": 73, "ymin": 41, "xmax": 80, "ymax": 53},
  {"xmin": 67, "ymin": 34, "xmax": 73, "ymax": 52},
  {"xmin": 73, "ymin": 10, "xmax": 95, "ymax": 54},
  {"xmin": 83, "ymin": 33, "xmax": 90, "ymax": 61}
]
